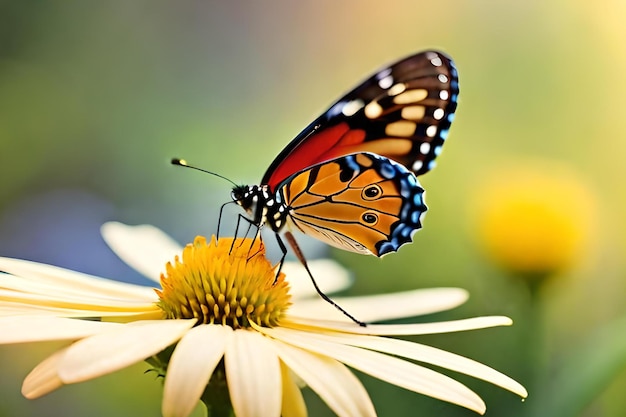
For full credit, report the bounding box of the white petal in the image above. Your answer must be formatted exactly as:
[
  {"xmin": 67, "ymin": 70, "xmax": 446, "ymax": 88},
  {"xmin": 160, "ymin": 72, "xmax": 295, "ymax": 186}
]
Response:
[
  {"xmin": 271, "ymin": 338, "xmax": 375, "ymax": 417},
  {"xmin": 59, "ymin": 319, "xmax": 195, "ymax": 383},
  {"xmin": 0, "ymin": 301, "xmax": 162, "ymax": 320},
  {"xmin": 225, "ymin": 330, "xmax": 281, "ymax": 417},
  {"xmin": 0, "ymin": 257, "xmax": 156, "ymax": 301},
  {"xmin": 163, "ymin": 325, "xmax": 232, "ymax": 417},
  {"xmin": 101, "ymin": 222, "xmax": 183, "ymax": 283},
  {"xmin": 0, "ymin": 316, "xmax": 121, "ymax": 344},
  {"xmin": 283, "ymin": 259, "xmax": 352, "ymax": 299},
  {"xmin": 282, "ymin": 316, "xmax": 513, "ymax": 336},
  {"xmin": 22, "ymin": 347, "xmax": 66, "ymax": 398},
  {"xmin": 358, "ymin": 337, "xmax": 526, "ymax": 398},
  {"xmin": 278, "ymin": 327, "xmax": 527, "ymax": 399},
  {"xmin": 279, "ymin": 362, "xmax": 307, "ymax": 417},
  {"xmin": 262, "ymin": 327, "xmax": 485, "ymax": 414},
  {"xmin": 287, "ymin": 288, "xmax": 468, "ymax": 322},
  {"xmin": 0, "ymin": 286, "xmax": 159, "ymax": 317}
]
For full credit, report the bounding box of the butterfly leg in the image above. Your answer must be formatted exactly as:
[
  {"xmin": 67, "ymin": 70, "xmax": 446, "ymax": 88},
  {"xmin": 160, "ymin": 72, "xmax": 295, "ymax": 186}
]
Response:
[
  {"xmin": 229, "ymin": 214, "xmax": 246, "ymax": 254},
  {"xmin": 230, "ymin": 214, "xmax": 258, "ymax": 254},
  {"xmin": 230, "ymin": 214, "xmax": 265, "ymax": 260},
  {"xmin": 246, "ymin": 226, "xmax": 265, "ymax": 260},
  {"xmin": 216, "ymin": 201, "xmax": 234, "ymax": 240},
  {"xmin": 281, "ymin": 231, "xmax": 366, "ymax": 327}
]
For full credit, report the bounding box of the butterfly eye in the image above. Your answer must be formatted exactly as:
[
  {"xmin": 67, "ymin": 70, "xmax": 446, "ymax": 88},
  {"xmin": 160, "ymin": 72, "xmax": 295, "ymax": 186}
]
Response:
[
  {"xmin": 361, "ymin": 211, "xmax": 379, "ymax": 225},
  {"xmin": 362, "ymin": 184, "xmax": 383, "ymax": 201}
]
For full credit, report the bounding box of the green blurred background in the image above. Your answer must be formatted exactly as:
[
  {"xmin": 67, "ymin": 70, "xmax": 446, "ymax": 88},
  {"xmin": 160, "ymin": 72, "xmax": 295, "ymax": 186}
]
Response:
[{"xmin": 1, "ymin": 1, "xmax": 626, "ymax": 416}]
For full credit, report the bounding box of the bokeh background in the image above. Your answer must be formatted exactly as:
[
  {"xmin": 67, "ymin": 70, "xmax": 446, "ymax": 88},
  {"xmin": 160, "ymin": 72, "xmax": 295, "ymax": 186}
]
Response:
[{"xmin": 2, "ymin": 1, "xmax": 626, "ymax": 416}]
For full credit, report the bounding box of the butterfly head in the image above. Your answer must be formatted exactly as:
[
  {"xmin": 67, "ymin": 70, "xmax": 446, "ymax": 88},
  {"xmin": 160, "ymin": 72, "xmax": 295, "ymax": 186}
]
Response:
[
  {"xmin": 231, "ymin": 185, "xmax": 254, "ymax": 212},
  {"xmin": 231, "ymin": 184, "xmax": 273, "ymax": 225}
]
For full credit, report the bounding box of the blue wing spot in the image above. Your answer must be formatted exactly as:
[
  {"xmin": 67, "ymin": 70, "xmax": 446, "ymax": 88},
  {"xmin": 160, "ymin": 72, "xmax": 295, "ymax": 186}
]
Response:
[
  {"xmin": 327, "ymin": 102, "xmax": 344, "ymax": 118},
  {"xmin": 345, "ymin": 155, "xmax": 360, "ymax": 172},
  {"xmin": 400, "ymin": 186, "xmax": 411, "ymax": 199},
  {"xmin": 440, "ymin": 129, "xmax": 449, "ymax": 140},
  {"xmin": 379, "ymin": 161, "xmax": 396, "ymax": 179},
  {"xmin": 375, "ymin": 157, "xmax": 427, "ymax": 256},
  {"xmin": 402, "ymin": 175, "xmax": 421, "ymax": 198}
]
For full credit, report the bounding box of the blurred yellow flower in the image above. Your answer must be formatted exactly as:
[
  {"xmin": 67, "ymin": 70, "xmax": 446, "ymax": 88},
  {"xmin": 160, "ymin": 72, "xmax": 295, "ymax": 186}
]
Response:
[
  {"xmin": 0, "ymin": 222, "xmax": 527, "ymax": 417},
  {"xmin": 472, "ymin": 161, "xmax": 597, "ymax": 277}
]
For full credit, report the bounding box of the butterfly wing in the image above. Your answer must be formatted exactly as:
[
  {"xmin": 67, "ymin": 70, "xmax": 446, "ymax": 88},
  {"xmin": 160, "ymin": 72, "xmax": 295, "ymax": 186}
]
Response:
[
  {"xmin": 276, "ymin": 152, "xmax": 426, "ymax": 257},
  {"xmin": 262, "ymin": 50, "xmax": 459, "ymax": 191}
]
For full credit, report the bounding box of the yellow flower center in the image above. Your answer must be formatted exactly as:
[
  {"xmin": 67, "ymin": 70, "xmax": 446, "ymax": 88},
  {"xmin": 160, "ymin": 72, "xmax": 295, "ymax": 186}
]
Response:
[{"xmin": 155, "ymin": 236, "xmax": 291, "ymax": 328}]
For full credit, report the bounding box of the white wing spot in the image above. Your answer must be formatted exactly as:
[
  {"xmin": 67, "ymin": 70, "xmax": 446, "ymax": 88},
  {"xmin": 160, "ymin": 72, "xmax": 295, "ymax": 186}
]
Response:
[
  {"xmin": 386, "ymin": 120, "xmax": 417, "ymax": 137},
  {"xmin": 412, "ymin": 160, "xmax": 424, "ymax": 172},
  {"xmin": 431, "ymin": 57, "xmax": 443, "ymax": 67},
  {"xmin": 342, "ymin": 99, "xmax": 364, "ymax": 117},
  {"xmin": 438, "ymin": 74, "xmax": 449, "ymax": 83},
  {"xmin": 439, "ymin": 90, "xmax": 449, "ymax": 100},
  {"xmin": 401, "ymin": 105, "xmax": 425, "ymax": 121},
  {"xmin": 364, "ymin": 101, "xmax": 383, "ymax": 119},
  {"xmin": 388, "ymin": 83, "xmax": 406, "ymax": 96},
  {"xmin": 426, "ymin": 125, "xmax": 438, "ymax": 138},
  {"xmin": 394, "ymin": 89, "xmax": 428, "ymax": 104},
  {"xmin": 378, "ymin": 75, "xmax": 394, "ymax": 89},
  {"xmin": 420, "ymin": 142, "xmax": 431, "ymax": 154},
  {"xmin": 377, "ymin": 68, "xmax": 392, "ymax": 79},
  {"xmin": 433, "ymin": 108, "xmax": 445, "ymax": 120}
]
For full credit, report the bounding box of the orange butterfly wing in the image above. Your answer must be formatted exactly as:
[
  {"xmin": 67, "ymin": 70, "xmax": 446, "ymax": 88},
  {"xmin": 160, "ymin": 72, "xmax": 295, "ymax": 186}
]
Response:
[{"xmin": 277, "ymin": 152, "xmax": 426, "ymax": 257}]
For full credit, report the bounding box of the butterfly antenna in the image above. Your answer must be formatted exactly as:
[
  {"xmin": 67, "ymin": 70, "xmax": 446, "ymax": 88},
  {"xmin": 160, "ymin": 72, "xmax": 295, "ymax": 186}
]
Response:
[{"xmin": 171, "ymin": 158, "xmax": 239, "ymax": 188}]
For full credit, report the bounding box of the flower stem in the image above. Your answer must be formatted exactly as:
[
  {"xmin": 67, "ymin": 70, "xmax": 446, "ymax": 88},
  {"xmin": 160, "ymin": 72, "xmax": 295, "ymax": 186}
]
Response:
[
  {"xmin": 201, "ymin": 361, "xmax": 234, "ymax": 417},
  {"xmin": 517, "ymin": 272, "xmax": 550, "ymax": 417}
]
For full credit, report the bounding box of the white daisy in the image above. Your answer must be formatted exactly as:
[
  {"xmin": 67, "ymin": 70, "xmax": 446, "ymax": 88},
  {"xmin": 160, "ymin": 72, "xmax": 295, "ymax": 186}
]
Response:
[{"xmin": 0, "ymin": 222, "xmax": 527, "ymax": 417}]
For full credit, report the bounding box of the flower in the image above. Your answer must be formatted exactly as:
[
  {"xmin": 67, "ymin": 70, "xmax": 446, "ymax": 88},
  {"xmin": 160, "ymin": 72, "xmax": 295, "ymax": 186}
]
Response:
[
  {"xmin": 0, "ymin": 222, "xmax": 527, "ymax": 416},
  {"xmin": 471, "ymin": 160, "xmax": 597, "ymax": 278}
]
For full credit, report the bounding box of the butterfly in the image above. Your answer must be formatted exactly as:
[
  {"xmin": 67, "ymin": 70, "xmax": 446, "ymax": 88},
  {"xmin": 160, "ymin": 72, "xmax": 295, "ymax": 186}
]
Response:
[{"xmin": 178, "ymin": 50, "xmax": 459, "ymax": 325}]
